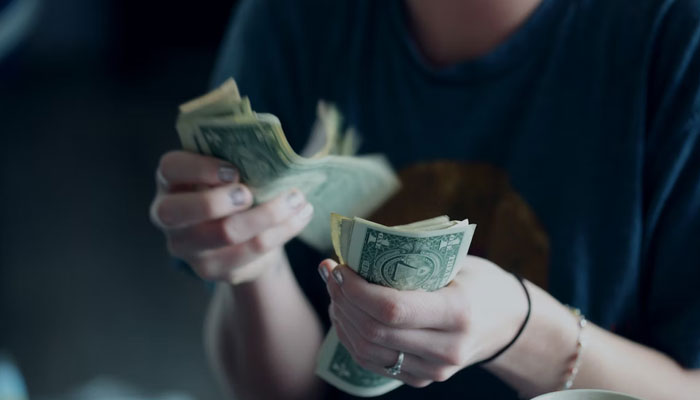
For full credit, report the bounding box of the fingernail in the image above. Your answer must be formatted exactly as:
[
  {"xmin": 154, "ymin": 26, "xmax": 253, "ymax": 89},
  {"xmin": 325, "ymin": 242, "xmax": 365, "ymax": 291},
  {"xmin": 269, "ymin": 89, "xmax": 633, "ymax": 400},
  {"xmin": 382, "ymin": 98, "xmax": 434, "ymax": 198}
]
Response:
[
  {"xmin": 156, "ymin": 170, "xmax": 169, "ymax": 189},
  {"xmin": 218, "ymin": 166, "xmax": 238, "ymax": 183},
  {"xmin": 332, "ymin": 268, "xmax": 343, "ymax": 286},
  {"xmin": 229, "ymin": 187, "xmax": 248, "ymax": 206},
  {"xmin": 298, "ymin": 203, "xmax": 313, "ymax": 219},
  {"xmin": 286, "ymin": 191, "xmax": 304, "ymax": 210},
  {"xmin": 318, "ymin": 265, "xmax": 329, "ymax": 283}
]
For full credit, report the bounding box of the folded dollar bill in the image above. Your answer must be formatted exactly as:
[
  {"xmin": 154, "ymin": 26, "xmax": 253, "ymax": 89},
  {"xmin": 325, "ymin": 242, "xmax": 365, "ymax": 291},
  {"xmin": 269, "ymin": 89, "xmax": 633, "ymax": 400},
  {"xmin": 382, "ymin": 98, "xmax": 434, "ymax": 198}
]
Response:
[
  {"xmin": 175, "ymin": 78, "xmax": 400, "ymax": 251},
  {"xmin": 317, "ymin": 214, "xmax": 476, "ymax": 397}
]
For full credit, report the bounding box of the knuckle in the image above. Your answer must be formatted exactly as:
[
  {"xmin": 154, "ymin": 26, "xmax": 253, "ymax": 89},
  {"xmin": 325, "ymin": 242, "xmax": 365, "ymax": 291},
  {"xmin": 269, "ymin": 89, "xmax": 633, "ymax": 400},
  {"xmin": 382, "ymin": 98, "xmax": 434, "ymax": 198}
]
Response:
[
  {"xmin": 158, "ymin": 152, "xmax": 180, "ymax": 178},
  {"xmin": 218, "ymin": 218, "xmax": 242, "ymax": 245},
  {"xmin": 195, "ymin": 266, "xmax": 217, "ymax": 281},
  {"xmin": 191, "ymin": 259, "xmax": 219, "ymax": 281},
  {"xmin": 361, "ymin": 321, "xmax": 386, "ymax": 344},
  {"xmin": 260, "ymin": 200, "xmax": 288, "ymax": 225},
  {"xmin": 446, "ymin": 290, "xmax": 472, "ymax": 331},
  {"xmin": 249, "ymin": 234, "xmax": 271, "ymax": 254},
  {"xmin": 441, "ymin": 352, "xmax": 461, "ymax": 367},
  {"xmin": 378, "ymin": 298, "xmax": 407, "ymax": 326},
  {"xmin": 432, "ymin": 368, "xmax": 454, "ymax": 382},
  {"xmin": 452, "ymin": 310, "xmax": 470, "ymax": 332}
]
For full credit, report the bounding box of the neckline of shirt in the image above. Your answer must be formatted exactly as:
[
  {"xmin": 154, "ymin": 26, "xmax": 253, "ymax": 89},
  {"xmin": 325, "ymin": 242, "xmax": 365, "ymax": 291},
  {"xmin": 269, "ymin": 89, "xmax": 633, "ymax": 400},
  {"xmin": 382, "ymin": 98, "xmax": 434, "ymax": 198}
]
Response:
[{"xmin": 389, "ymin": 0, "xmax": 571, "ymax": 83}]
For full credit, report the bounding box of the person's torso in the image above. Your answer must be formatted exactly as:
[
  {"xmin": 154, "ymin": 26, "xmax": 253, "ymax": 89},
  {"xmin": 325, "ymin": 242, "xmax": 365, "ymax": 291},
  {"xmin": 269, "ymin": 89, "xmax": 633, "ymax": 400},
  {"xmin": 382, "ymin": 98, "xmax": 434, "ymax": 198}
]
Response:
[{"xmin": 230, "ymin": 0, "xmax": 675, "ymax": 397}]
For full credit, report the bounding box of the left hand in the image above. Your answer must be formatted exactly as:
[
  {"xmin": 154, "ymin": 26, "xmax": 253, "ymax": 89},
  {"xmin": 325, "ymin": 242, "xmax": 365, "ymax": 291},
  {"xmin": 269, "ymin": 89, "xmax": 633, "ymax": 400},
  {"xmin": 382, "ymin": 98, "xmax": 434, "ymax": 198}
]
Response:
[{"xmin": 320, "ymin": 255, "xmax": 529, "ymax": 388}]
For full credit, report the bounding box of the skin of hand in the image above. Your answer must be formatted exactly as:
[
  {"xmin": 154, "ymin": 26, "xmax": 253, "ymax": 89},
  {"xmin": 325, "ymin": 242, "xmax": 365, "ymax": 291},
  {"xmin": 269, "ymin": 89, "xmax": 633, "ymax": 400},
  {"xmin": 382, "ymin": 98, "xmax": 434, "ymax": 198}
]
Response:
[
  {"xmin": 149, "ymin": 150, "xmax": 314, "ymax": 284},
  {"xmin": 319, "ymin": 255, "xmax": 528, "ymax": 388}
]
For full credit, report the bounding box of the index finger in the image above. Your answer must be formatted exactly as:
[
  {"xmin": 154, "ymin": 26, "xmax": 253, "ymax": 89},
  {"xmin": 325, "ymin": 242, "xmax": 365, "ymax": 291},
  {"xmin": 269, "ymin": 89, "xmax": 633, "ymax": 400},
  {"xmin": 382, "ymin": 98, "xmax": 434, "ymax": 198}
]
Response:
[
  {"xmin": 325, "ymin": 262, "xmax": 455, "ymax": 330},
  {"xmin": 157, "ymin": 151, "xmax": 238, "ymax": 190}
]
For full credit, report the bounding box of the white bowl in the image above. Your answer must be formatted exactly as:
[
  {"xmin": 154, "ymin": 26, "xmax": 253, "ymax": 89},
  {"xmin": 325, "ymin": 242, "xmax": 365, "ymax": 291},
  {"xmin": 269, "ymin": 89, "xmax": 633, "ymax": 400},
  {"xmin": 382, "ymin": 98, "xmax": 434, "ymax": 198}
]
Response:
[{"xmin": 531, "ymin": 390, "xmax": 644, "ymax": 400}]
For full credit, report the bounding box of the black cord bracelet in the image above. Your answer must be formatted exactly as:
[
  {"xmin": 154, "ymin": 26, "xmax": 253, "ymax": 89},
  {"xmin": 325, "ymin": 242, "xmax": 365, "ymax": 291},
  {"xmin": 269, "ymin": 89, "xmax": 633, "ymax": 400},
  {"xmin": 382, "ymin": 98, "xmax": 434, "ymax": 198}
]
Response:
[{"xmin": 475, "ymin": 273, "xmax": 532, "ymax": 365}]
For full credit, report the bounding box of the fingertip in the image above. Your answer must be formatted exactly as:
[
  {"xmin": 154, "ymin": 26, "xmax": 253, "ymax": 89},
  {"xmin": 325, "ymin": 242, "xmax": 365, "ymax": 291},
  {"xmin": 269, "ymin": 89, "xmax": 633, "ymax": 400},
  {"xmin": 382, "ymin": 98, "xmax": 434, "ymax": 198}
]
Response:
[
  {"xmin": 229, "ymin": 184, "xmax": 252, "ymax": 208},
  {"xmin": 318, "ymin": 259, "xmax": 336, "ymax": 286},
  {"xmin": 298, "ymin": 203, "xmax": 314, "ymax": 220},
  {"xmin": 284, "ymin": 189, "xmax": 306, "ymax": 210},
  {"xmin": 217, "ymin": 165, "xmax": 239, "ymax": 183},
  {"xmin": 320, "ymin": 259, "xmax": 338, "ymax": 270},
  {"xmin": 318, "ymin": 262, "xmax": 330, "ymax": 284},
  {"xmin": 336, "ymin": 263, "xmax": 358, "ymax": 281},
  {"xmin": 150, "ymin": 197, "xmax": 176, "ymax": 229},
  {"xmin": 155, "ymin": 168, "xmax": 169, "ymax": 191},
  {"xmin": 332, "ymin": 267, "xmax": 344, "ymax": 286}
]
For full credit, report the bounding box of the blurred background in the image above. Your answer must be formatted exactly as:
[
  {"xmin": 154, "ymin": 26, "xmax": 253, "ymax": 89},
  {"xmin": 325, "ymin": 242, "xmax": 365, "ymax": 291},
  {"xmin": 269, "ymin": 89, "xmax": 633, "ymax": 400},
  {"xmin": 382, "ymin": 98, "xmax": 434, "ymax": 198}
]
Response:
[{"xmin": 0, "ymin": 0, "xmax": 239, "ymax": 398}]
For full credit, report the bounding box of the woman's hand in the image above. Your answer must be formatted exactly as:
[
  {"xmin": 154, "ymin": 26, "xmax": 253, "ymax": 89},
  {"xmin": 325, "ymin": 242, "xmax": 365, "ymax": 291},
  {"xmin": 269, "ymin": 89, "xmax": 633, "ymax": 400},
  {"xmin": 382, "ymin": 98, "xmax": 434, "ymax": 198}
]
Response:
[
  {"xmin": 320, "ymin": 255, "xmax": 529, "ymax": 388},
  {"xmin": 150, "ymin": 150, "xmax": 314, "ymax": 284}
]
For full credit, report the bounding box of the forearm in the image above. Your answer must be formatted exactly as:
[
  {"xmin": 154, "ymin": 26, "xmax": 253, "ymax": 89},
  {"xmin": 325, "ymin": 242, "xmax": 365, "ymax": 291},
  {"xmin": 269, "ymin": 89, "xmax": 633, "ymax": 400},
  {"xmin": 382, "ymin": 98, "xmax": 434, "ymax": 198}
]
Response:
[
  {"xmin": 204, "ymin": 249, "xmax": 325, "ymax": 400},
  {"xmin": 485, "ymin": 281, "xmax": 700, "ymax": 399},
  {"xmin": 573, "ymin": 323, "xmax": 700, "ymax": 399}
]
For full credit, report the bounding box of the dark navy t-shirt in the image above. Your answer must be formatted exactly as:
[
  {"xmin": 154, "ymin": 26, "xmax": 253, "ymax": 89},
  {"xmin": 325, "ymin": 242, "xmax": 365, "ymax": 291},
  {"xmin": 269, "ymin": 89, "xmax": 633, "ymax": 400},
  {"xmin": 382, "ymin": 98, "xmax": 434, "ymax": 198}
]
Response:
[{"xmin": 210, "ymin": 0, "xmax": 700, "ymax": 398}]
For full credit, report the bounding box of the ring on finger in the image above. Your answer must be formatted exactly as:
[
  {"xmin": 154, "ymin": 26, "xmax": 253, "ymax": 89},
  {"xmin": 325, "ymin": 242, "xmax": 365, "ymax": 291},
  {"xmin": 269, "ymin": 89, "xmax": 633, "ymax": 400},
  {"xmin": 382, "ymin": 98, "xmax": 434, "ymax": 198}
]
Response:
[{"xmin": 384, "ymin": 351, "xmax": 405, "ymax": 376}]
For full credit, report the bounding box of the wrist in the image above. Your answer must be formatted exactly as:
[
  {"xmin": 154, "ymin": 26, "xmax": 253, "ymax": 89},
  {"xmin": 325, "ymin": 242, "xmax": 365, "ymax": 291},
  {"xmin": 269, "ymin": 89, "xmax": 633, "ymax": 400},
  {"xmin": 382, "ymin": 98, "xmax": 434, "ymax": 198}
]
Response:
[
  {"xmin": 229, "ymin": 248, "xmax": 289, "ymax": 296},
  {"xmin": 483, "ymin": 282, "xmax": 580, "ymax": 397},
  {"xmin": 475, "ymin": 273, "xmax": 532, "ymax": 365}
]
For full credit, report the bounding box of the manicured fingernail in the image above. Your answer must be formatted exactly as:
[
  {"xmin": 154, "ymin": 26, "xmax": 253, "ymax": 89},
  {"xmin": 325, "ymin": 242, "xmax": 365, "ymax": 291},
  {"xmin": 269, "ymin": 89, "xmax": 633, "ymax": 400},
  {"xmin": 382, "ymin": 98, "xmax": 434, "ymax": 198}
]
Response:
[
  {"xmin": 318, "ymin": 265, "xmax": 329, "ymax": 283},
  {"xmin": 332, "ymin": 268, "xmax": 343, "ymax": 286},
  {"xmin": 298, "ymin": 203, "xmax": 313, "ymax": 219},
  {"xmin": 286, "ymin": 191, "xmax": 304, "ymax": 209},
  {"xmin": 156, "ymin": 170, "xmax": 169, "ymax": 189},
  {"xmin": 229, "ymin": 187, "xmax": 248, "ymax": 206},
  {"xmin": 218, "ymin": 166, "xmax": 238, "ymax": 183}
]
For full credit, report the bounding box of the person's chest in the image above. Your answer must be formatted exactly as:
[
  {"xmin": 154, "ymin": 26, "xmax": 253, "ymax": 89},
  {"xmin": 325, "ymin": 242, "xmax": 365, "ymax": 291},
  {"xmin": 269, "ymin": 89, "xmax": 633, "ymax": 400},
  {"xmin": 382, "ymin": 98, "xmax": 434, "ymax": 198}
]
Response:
[{"xmin": 319, "ymin": 28, "xmax": 649, "ymax": 328}]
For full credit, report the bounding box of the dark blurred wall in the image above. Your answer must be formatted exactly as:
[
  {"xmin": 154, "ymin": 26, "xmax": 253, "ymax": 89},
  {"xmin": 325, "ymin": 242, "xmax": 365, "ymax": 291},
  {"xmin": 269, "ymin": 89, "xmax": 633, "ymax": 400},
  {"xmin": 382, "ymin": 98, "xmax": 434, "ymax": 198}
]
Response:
[
  {"xmin": 1, "ymin": 1, "xmax": 238, "ymax": 398},
  {"xmin": 111, "ymin": 2, "xmax": 233, "ymax": 73},
  {"xmin": 24, "ymin": 1, "xmax": 109, "ymax": 58}
]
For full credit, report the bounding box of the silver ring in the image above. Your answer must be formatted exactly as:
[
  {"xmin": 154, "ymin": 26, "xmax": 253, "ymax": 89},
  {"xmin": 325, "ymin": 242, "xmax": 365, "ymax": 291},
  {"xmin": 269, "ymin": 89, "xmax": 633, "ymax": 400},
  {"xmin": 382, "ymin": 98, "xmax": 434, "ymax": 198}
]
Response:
[{"xmin": 384, "ymin": 351, "xmax": 404, "ymax": 376}]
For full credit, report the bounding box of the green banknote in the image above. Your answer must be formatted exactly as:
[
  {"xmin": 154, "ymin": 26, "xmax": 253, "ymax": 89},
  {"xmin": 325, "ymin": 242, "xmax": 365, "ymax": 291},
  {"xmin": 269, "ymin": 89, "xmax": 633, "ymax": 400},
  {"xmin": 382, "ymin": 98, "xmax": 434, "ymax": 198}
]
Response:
[
  {"xmin": 317, "ymin": 214, "xmax": 476, "ymax": 397},
  {"xmin": 175, "ymin": 78, "xmax": 400, "ymax": 251}
]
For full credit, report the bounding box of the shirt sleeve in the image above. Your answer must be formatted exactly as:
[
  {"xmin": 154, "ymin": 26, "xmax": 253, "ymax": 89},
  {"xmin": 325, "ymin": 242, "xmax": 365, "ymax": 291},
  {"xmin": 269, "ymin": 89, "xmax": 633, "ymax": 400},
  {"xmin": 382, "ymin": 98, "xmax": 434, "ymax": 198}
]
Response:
[{"xmin": 641, "ymin": 0, "xmax": 700, "ymax": 369}]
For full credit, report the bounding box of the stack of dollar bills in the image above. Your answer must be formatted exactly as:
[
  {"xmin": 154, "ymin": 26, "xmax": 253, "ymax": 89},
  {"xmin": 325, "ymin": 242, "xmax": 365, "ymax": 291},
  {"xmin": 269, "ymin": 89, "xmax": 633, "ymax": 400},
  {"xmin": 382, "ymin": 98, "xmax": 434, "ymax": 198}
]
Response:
[
  {"xmin": 316, "ymin": 213, "xmax": 476, "ymax": 396},
  {"xmin": 175, "ymin": 78, "xmax": 400, "ymax": 251}
]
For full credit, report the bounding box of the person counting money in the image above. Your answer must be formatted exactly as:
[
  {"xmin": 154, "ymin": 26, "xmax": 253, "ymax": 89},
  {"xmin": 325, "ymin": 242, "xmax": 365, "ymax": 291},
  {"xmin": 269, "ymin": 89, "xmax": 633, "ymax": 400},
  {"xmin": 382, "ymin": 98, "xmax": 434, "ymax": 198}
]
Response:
[{"xmin": 149, "ymin": 0, "xmax": 700, "ymax": 399}]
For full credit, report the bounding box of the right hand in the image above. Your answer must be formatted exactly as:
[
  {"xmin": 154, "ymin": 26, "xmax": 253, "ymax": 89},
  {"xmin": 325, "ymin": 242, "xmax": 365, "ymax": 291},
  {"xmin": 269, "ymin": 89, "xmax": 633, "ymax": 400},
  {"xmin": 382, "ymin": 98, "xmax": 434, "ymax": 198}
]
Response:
[{"xmin": 149, "ymin": 151, "xmax": 314, "ymax": 284}]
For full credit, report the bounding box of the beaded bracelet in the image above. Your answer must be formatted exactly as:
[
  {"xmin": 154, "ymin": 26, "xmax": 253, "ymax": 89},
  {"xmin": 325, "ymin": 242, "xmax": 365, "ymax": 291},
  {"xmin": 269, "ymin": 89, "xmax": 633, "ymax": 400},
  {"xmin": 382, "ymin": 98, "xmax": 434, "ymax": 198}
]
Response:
[{"xmin": 562, "ymin": 307, "xmax": 587, "ymax": 390}]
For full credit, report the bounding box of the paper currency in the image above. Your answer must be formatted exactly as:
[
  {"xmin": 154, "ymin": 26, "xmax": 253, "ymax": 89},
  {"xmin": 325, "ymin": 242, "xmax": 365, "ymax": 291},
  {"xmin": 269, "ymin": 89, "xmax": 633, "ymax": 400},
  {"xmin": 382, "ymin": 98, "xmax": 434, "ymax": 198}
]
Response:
[
  {"xmin": 317, "ymin": 214, "xmax": 476, "ymax": 397},
  {"xmin": 175, "ymin": 78, "xmax": 400, "ymax": 251}
]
